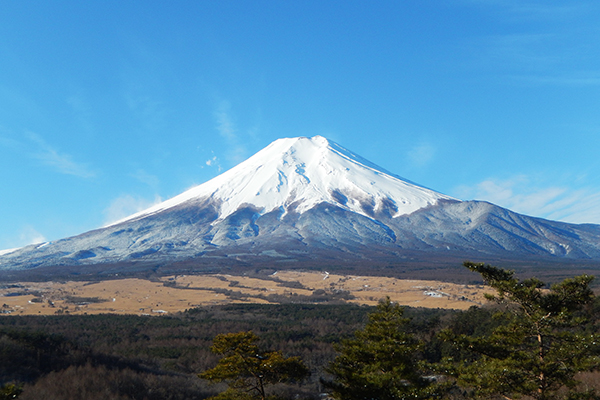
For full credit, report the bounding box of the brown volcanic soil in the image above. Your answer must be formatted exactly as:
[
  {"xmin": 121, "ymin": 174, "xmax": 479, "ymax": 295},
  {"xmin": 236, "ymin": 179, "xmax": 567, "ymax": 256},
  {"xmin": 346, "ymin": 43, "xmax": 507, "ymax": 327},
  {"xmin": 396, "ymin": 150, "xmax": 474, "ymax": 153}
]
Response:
[{"xmin": 0, "ymin": 271, "xmax": 491, "ymax": 316}]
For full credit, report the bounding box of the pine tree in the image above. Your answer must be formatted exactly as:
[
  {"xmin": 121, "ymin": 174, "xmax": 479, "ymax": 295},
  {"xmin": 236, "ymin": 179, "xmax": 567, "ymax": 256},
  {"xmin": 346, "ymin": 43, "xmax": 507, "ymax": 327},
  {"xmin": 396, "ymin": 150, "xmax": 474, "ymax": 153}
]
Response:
[
  {"xmin": 199, "ymin": 331, "xmax": 309, "ymax": 400},
  {"xmin": 442, "ymin": 261, "xmax": 600, "ymax": 400},
  {"xmin": 322, "ymin": 297, "xmax": 444, "ymax": 400}
]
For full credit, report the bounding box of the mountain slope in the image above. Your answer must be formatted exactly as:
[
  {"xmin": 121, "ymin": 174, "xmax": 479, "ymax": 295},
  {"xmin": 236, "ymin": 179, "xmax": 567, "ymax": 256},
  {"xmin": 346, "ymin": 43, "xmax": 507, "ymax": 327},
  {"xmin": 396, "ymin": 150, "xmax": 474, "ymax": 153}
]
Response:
[
  {"xmin": 2, "ymin": 136, "xmax": 600, "ymax": 278},
  {"xmin": 110, "ymin": 136, "xmax": 454, "ymax": 226}
]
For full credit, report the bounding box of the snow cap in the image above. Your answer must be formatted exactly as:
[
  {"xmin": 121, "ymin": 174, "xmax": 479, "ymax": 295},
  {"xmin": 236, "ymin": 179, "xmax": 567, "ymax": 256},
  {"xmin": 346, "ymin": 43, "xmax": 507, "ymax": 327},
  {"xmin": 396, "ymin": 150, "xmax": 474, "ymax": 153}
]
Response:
[{"xmin": 110, "ymin": 136, "xmax": 454, "ymax": 225}]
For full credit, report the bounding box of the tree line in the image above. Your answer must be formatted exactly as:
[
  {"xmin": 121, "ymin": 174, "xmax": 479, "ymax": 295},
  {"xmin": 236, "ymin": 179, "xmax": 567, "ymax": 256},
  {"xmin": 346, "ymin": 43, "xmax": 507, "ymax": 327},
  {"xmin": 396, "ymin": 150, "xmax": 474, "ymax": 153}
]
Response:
[
  {"xmin": 199, "ymin": 262, "xmax": 600, "ymax": 400},
  {"xmin": 2, "ymin": 262, "xmax": 600, "ymax": 399}
]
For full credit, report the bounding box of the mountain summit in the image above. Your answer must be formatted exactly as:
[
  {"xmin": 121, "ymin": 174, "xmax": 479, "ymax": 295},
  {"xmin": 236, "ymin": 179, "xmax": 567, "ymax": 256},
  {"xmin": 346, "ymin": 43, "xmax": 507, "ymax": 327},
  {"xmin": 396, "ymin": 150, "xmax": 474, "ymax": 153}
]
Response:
[
  {"xmin": 112, "ymin": 136, "xmax": 454, "ymax": 226},
  {"xmin": 3, "ymin": 136, "xmax": 600, "ymax": 279}
]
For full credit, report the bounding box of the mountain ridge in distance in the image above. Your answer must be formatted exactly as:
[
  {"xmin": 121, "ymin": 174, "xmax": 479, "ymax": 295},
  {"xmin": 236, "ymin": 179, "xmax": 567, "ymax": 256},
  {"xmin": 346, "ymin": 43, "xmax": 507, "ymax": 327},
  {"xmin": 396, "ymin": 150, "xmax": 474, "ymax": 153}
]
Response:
[{"xmin": 3, "ymin": 135, "xmax": 600, "ymax": 282}]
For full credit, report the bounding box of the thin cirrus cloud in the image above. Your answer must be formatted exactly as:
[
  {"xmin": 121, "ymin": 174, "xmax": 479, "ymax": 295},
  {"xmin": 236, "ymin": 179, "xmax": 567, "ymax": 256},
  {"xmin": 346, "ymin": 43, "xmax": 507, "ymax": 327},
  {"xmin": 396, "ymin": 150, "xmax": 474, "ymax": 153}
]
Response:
[
  {"xmin": 129, "ymin": 168, "xmax": 160, "ymax": 190},
  {"xmin": 19, "ymin": 225, "xmax": 47, "ymax": 247},
  {"xmin": 466, "ymin": 32, "xmax": 564, "ymax": 81},
  {"xmin": 463, "ymin": 2, "xmax": 600, "ymax": 85},
  {"xmin": 520, "ymin": 72, "xmax": 600, "ymax": 87},
  {"xmin": 1, "ymin": 225, "xmax": 47, "ymax": 251},
  {"xmin": 407, "ymin": 143, "xmax": 436, "ymax": 168},
  {"xmin": 214, "ymin": 100, "xmax": 237, "ymax": 141},
  {"xmin": 26, "ymin": 131, "xmax": 96, "ymax": 178},
  {"xmin": 213, "ymin": 100, "xmax": 250, "ymax": 165},
  {"xmin": 103, "ymin": 194, "xmax": 163, "ymax": 226},
  {"xmin": 499, "ymin": 2, "xmax": 589, "ymax": 21},
  {"xmin": 453, "ymin": 175, "xmax": 600, "ymax": 224}
]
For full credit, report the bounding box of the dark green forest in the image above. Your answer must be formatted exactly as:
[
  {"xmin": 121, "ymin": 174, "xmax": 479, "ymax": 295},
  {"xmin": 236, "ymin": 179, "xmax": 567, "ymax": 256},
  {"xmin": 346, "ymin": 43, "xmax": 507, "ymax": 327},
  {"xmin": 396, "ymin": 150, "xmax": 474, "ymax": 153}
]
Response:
[
  {"xmin": 2, "ymin": 263, "xmax": 600, "ymax": 400},
  {"xmin": 0, "ymin": 303, "xmax": 384, "ymax": 399}
]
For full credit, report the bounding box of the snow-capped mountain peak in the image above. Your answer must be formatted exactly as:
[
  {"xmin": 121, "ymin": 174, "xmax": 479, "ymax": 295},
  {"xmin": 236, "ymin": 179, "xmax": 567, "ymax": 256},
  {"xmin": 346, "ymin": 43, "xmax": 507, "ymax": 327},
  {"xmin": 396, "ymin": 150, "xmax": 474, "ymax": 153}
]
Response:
[
  {"xmin": 5, "ymin": 135, "xmax": 600, "ymax": 277},
  {"xmin": 112, "ymin": 136, "xmax": 454, "ymax": 226}
]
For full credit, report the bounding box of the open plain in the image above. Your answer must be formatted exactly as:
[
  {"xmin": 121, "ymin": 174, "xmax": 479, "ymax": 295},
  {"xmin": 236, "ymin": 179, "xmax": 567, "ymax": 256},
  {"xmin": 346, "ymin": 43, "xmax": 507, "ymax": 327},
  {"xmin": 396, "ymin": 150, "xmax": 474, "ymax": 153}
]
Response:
[{"xmin": 0, "ymin": 270, "xmax": 491, "ymax": 315}]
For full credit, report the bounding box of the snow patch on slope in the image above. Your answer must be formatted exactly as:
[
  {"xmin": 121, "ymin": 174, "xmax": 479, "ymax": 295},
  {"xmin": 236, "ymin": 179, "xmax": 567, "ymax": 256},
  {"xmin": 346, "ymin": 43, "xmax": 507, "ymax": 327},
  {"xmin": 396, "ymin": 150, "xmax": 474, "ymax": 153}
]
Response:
[{"xmin": 0, "ymin": 247, "xmax": 20, "ymax": 256}]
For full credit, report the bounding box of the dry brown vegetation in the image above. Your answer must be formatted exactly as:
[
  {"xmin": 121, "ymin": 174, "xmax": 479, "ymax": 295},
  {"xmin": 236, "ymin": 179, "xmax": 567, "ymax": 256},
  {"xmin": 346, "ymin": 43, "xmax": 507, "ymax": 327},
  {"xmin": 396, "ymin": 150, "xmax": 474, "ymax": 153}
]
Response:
[{"xmin": 0, "ymin": 271, "xmax": 491, "ymax": 316}]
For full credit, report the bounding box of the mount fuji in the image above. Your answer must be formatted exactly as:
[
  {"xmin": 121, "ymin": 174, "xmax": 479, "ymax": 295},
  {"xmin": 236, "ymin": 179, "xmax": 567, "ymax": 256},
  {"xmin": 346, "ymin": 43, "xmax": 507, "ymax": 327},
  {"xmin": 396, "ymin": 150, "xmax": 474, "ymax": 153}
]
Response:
[{"xmin": 3, "ymin": 136, "xmax": 600, "ymax": 280}]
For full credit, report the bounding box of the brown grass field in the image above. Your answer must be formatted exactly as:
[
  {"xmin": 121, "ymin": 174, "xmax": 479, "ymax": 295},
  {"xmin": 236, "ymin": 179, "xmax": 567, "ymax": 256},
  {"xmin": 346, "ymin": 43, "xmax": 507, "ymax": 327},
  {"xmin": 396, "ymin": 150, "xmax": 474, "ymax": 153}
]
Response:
[{"xmin": 0, "ymin": 271, "xmax": 492, "ymax": 316}]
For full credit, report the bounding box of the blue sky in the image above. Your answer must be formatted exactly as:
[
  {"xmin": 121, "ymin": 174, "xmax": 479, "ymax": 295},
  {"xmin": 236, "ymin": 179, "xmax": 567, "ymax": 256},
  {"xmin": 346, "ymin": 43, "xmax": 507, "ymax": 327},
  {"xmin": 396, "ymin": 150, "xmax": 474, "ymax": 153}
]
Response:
[{"xmin": 1, "ymin": 0, "xmax": 600, "ymax": 250}]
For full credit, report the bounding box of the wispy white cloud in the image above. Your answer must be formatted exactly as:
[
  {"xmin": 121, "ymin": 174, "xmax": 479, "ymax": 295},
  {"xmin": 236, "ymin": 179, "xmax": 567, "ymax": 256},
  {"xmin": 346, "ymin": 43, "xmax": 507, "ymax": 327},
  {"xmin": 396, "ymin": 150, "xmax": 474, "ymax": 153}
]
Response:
[
  {"xmin": 214, "ymin": 100, "xmax": 236, "ymax": 141},
  {"xmin": 103, "ymin": 194, "xmax": 162, "ymax": 226},
  {"xmin": 26, "ymin": 131, "xmax": 96, "ymax": 178},
  {"xmin": 515, "ymin": 73, "xmax": 600, "ymax": 87},
  {"xmin": 466, "ymin": 1, "xmax": 588, "ymax": 22},
  {"xmin": 119, "ymin": 39, "xmax": 168, "ymax": 133},
  {"xmin": 125, "ymin": 93, "xmax": 166, "ymax": 131},
  {"xmin": 205, "ymin": 155, "xmax": 223, "ymax": 172},
  {"xmin": 4, "ymin": 225, "xmax": 48, "ymax": 249},
  {"xmin": 550, "ymin": 191, "xmax": 600, "ymax": 224},
  {"xmin": 212, "ymin": 100, "xmax": 250, "ymax": 164},
  {"xmin": 408, "ymin": 143, "xmax": 436, "ymax": 168},
  {"xmin": 461, "ymin": 1, "xmax": 600, "ymax": 87},
  {"xmin": 19, "ymin": 225, "xmax": 47, "ymax": 246},
  {"xmin": 453, "ymin": 175, "xmax": 600, "ymax": 224},
  {"xmin": 483, "ymin": 33, "xmax": 558, "ymax": 71},
  {"xmin": 0, "ymin": 225, "xmax": 48, "ymax": 250},
  {"xmin": 0, "ymin": 227, "xmax": 47, "ymax": 252},
  {"xmin": 129, "ymin": 168, "xmax": 160, "ymax": 189},
  {"xmin": 205, "ymin": 156, "xmax": 216, "ymax": 166},
  {"xmin": 467, "ymin": 32, "xmax": 600, "ymax": 87}
]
